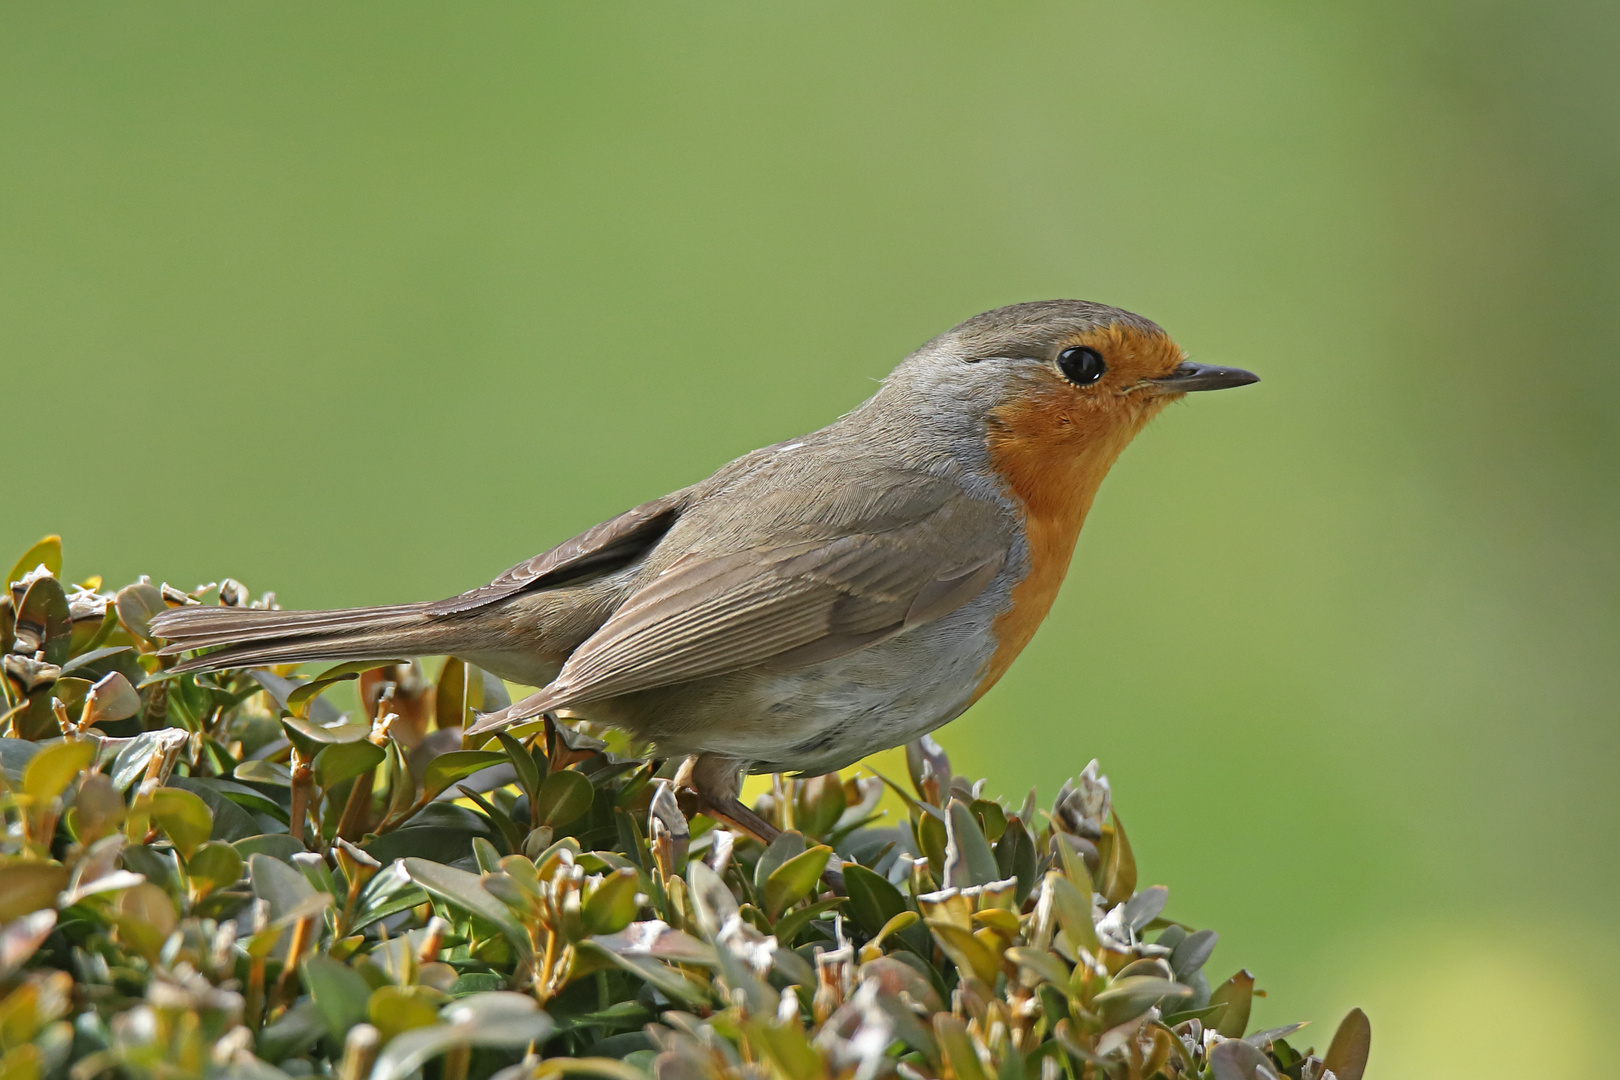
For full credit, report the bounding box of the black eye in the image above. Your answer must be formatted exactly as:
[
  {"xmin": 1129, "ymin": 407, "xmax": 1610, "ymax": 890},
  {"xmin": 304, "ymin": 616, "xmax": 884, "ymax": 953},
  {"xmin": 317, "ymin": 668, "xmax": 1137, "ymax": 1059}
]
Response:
[{"xmin": 1057, "ymin": 346, "xmax": 1107, "ymax": 386}]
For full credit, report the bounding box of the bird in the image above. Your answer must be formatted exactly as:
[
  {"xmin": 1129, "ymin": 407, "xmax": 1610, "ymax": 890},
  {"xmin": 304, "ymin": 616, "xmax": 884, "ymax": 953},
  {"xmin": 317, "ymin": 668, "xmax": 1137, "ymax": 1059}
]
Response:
[{"xmin": 150, "ymin": 300, "xmax": 1257, "ymax": 841}]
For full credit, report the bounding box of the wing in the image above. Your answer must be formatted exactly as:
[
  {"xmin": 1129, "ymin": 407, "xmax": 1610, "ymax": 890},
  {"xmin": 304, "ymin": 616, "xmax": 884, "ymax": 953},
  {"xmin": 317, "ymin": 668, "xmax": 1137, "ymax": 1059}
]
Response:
[
  {"xmin": 425, "ymin": 488, "xmax": 691, "ymax": 615},
  {"xmin": 470, "ymin": 487, "xmax": 1009, "ymax": 731}
]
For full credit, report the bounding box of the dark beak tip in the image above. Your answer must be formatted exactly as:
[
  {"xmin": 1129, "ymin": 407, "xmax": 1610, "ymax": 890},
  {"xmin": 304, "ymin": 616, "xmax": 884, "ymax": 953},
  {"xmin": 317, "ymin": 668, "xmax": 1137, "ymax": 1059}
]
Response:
[{"xmin": 1156, "ymin": 362, "xmax": 1260, "ymax": 393}]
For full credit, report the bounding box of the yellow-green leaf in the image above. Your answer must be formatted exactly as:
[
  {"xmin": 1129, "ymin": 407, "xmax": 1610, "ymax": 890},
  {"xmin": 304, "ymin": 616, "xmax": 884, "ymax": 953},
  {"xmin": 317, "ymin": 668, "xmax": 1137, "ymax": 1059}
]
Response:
[
  {"xmin": 150, "ymin": 787, "xmax": 214, "ymax": 858},
  {"xmin": 581, "ymin": 867, "xmax": 642, "ymax": 935},
  {"xmin": 187, "ymin": 841, "xmax": 245, "ymax": 894},
  {"xmin": 928, "ymin": 920, "xmax": 1001, "ymax": 986},
  {"xmin": 7, "ymin": 536, "xmax": 61, "ymax": 589},
  {"xmin": 764, "ymin": 844, "xmax": 832, "ymax": 920},
  {"xmin": 1209, "ymin": 969, "xmax": 1255, "ymax": 1038},
  {"xmin": 22, "ymin": 740, "xmax": 96, "ymax": 804},
  {"xmin": 367, "ymin": 984, "xmax": 442, "ymax": 1045},
  {"xmin": 0, "ymin": 863, "xmax": 68, "ymax": 922},
  {"xmin": 533, "ymin": 768, "xmax": 594, "ymax": 828},
  {"xmin": 421, "ymin": 750, "xmax": 507, "ymax": 800},
  {"xmin": 313, "ymin": 740, "xmax": 386, "ymax": 790},
  {"xmin": 1322, "ymin": 1007, "xmax": 1371, "ymax": 1080},
  {"xmin": 933, "ymin": 1014, "xmax": 988, "ymax": 1080}
]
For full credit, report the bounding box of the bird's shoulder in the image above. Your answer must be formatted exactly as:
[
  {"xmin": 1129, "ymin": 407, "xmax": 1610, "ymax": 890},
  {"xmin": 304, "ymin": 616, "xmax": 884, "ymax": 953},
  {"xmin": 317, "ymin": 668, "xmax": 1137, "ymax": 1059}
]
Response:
[{"xmin": 665, "ymin": 431, "xmax": 1015, "ymax": 559}]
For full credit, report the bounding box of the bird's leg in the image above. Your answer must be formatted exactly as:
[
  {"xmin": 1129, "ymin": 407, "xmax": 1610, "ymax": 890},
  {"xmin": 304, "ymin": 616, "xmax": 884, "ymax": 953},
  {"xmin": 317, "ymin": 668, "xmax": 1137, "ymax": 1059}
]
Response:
[
  {"xmin": 677, "ymin": 754, "xmax": 845, "ymax": 894},
  {"xmin": 676, "ymin": 754, "xmax": 779, "ymax": 844}
]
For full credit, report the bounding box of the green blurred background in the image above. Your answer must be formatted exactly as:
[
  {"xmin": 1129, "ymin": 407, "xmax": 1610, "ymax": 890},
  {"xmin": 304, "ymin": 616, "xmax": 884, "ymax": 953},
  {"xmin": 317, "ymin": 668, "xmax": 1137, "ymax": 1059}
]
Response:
[{"xmin": 5, "ymin": 4, "xmax": 1617, "ymax": 1073}]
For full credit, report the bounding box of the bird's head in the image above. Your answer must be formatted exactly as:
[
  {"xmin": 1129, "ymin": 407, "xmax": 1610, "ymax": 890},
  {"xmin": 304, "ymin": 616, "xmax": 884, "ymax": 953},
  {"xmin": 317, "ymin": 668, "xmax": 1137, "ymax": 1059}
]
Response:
[{"xmin": 882, "ymin": 299, "xmax": 1258, "ymax": 518}]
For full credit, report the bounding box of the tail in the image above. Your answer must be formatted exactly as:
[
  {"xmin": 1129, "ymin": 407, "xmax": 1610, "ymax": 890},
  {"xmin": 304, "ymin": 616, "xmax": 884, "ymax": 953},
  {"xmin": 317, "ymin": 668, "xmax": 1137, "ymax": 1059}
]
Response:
[{"xmin": 150, "ymin": 602, "xmax": 479, "ymax": 673}]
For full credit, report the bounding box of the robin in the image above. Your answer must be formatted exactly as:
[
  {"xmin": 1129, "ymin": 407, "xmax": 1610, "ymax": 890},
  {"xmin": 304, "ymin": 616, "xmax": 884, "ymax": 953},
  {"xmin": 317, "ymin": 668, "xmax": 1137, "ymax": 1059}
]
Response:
[{"xmin": 152, "ymin": 300, "xmax": 1257, "ymax": 841}]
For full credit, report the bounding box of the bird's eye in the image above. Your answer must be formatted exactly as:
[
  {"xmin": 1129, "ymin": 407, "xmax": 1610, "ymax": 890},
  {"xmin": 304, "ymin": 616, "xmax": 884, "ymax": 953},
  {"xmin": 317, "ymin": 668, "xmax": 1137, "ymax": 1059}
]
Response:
[{"xmin": 1057, "ymin": 346, "xmax": 1107, "ymax": 386}]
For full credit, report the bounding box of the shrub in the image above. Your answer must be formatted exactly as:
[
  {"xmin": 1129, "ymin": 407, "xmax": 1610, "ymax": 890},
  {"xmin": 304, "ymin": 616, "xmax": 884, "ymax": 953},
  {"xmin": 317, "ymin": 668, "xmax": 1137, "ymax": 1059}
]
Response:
[{"xmin": 0, "ymin": 536, "xmax": 1370, "ymax": 1080}]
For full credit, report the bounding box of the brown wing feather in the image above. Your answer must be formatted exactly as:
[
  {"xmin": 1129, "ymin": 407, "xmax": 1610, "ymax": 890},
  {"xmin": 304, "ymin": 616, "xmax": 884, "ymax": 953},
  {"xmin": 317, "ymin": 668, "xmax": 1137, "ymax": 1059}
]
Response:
[
  {"xmin": 425, "ymin": 488, "xmax": 690, "ymax": 615},
  {"xmin": 475, "ymin": 493, "xmax": 1008, "ymax": 728}
]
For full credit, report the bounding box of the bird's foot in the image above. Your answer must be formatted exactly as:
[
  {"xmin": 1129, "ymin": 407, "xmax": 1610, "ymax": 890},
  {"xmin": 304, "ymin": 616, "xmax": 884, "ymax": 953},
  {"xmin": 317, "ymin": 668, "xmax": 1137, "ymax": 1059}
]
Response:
[{"xmin": 675, "ymin": 754, "xmax": 846, "ymax": 895}]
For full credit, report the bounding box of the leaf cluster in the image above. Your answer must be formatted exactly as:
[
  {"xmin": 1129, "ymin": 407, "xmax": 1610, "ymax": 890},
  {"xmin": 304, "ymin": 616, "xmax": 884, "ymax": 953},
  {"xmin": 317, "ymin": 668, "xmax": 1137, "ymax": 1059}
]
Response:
[{"xmin": 0, "ymin": 537, "xmax": 1370, "ymax": 1080}]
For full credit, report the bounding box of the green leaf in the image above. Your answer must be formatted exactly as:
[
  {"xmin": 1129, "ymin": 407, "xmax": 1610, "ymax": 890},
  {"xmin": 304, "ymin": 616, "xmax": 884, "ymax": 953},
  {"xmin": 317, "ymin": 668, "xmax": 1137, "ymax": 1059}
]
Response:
[
  {"xmin": 1006, "ymin": 946, "xmax": 1070, "ymax": 987},
  {"xmin": 574, "ymin": 941, "xmax": 710, "ymax": 1007},
  {"xmin": 1098, "ymin": 811, "xmax": 1138, "ymax": 906},
  {"xmin": 1207, "ymin": 1039, "xmax": 1271, "ymax": 1080},
  {"xmin": 22, "ymin": 739, "xmax": 96, "ymax": 803},
  {"xmin": 582, "ymin": 867, "xmax": 642, "ymax": 935},
  {"xmin": 249, "ymin": 852, "xmax": 320, "ymax": 921},
  {"xmin": 312, "ymin": 739, "xmax": 385, "ymax": 790},
  {"xmin": 771, "ymin": 896, "xmax": 844, "ymax": 945},
  {"xmin": 302, "ymin": 954, "xmax": 373, "ymax": 1041},
  {"xmin": 928, "ymin": 921, "xmax": 1001, "ymax": 985},
  {"xmin": 472, "ymin": 835, "xmax": 504, "ymax": 874},
  {"xmin": 280, "ymin": 716, "xmax": 370, "ymax": 757},
  {"xmin": 167, "ymin": 776, "xmax": 263, "ymax": 842},
  {"xmin": 943, "ymin": 798, "xmax": 1000, "ymax": 887},
  {"xmin": 0, "ymin": 738, "xmax": 41, "ymax": 786},
  {"xmin": 367, "ymin": 984, "xmax": 443, "ymax": 1046},
  {"xmin": 1170, "ymin": 928, "xmax": 1218, "ymax": 978},
  {"xmin": 994, "ymin": 816, "xmax": 1038, "ymax": 906},
  {"xmin": 0, "ymin": 863, "xmax": 68, "ymax": 922},
  {"xmin": 257, "ymin": 1001, "xmax": 328, "ymax": 1065},
  {"xmin": 435, "ymin": 657, "xmax": 473, "ymax": 729},
  {"xmin": 1322, "ymin": 1007, "xmax": 1371, "ymax": 1080},
  {"xmin": 251, "ymin": 670, "xmax": 343, "ymax": 725},
  {"xmin": 841, "ymin": 863, "xmax": 908, "ymax": 937},
  {"xmin": 933, "ymin": 1014, "xmax": 988, "ymax": 1080},
  {"xmin": 364, "ymin": 821, "xmax": 496, "ymax": 867},
  {"xmin": 792, "ymin": 773, "xmax": 847, "ymax": 838},
  {"xmin": 186, "ymin": 841, "xmax": 245, "ymax": 893},
  {"xmin": 422, "ymin": 750, "xmax": 507, "ymax": 800},
  {"xmin": 916, "ymin": 811, "xmax": 947, "ymax": 878},
  {"xmin": 286, "ymin": 673, "xmax": 358, "ymax": 713},
  {"xmin": 533, "ymin": 768, "xmax": 594, "ymax": 827},
  {"xmin": 1122, "ymin": 884, "xmax": 1168, "ymax": 931},
  {"xmin": 182, "ymin": 775, "xmax": 288, "ymax": 822},
  {"xmin": 753, "ymin": 830, "xmax": 806, "ymax": 894},
  {"xmin": 764, "ymin": 844, "xmax": 832, "ymax": 920},
  {"xmin": 1093, "ymin": 976, "xmax": 1191, "ymax": 1028},
  {"xmin": 1208, "ymin": 969, "xmax": 1255, "ymax": 1038},
  {"xmin": 59, "ymin": 644, "xmax": 133, "ymax": 677},
  {"xmin": 150, "ymin": 787, "xmax": 214, "ymax": 858},
  {"xmin": 7, "ymin": 535, "xmax": 62, "ymax": 587},
  {"xmin": 370, "ymin": 993, "xmax": 553, "ymax": 1080},
  {"xmin": 969, "ymin": 797, "xmax": 1006, "ymax": 842},
  {"xmin": 1048, "ymin": 872, "xmax": 1099, "ymax": 955},
  {"xmin": 113, "ymin": 582, "xmax": 166, "ymax": 645},
  {"xmin": 15, "ymin": 573, "xmax": 71, "ymax": 666},
  {"xmin": 496, "ymin": 731, "xmax": 543, "ymax": 806},
  {"xmin": 80, "ymin": 672, "xmax": 141, "ymax": 728},
  {"xmin": 113, "ymin": 881, "xmax": 177, "ymax": 960},
  {"xmin": 457, "ymin": 784, "xmax": 527, "ymax": 854},
  {"xmin": 233, "ymin": 759, "xmax": 293, "ymax": 787},
  {"xmin": 402, "ymin": 858, "xmax": 531, "ymax": 959}
]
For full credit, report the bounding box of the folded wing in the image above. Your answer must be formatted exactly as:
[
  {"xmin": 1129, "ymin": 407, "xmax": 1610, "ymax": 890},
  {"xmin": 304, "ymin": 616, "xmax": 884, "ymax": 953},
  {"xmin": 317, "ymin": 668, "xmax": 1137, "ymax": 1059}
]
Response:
[{"xmin": 471, "ymin": 490, "xmax": 1008, "ymax": 732}]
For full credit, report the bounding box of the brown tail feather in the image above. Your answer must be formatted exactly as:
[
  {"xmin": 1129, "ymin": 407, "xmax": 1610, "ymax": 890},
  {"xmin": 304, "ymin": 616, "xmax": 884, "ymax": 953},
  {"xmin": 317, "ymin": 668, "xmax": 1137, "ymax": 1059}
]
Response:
[
  {"xmin": 464, "ymin": 686, "xmax": 566, "ymax": 736},
  {"xmin": 151, "ymin": 601, "xmax": 491, "ymax": 674},
  {"xmin": 166, "ymin": 625, "xmax": 474, "ymax": 673},
  {"xmin": 150, "ymin": 603, "xmax": 431, "ymax": 653}
]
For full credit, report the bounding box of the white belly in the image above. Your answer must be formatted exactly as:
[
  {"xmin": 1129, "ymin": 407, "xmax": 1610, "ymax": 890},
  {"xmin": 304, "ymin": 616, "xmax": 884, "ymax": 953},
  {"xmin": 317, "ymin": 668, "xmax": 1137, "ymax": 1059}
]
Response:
[{"xmin": 704, "ymin": 591, "xmax": 1002, "ymax": 774}]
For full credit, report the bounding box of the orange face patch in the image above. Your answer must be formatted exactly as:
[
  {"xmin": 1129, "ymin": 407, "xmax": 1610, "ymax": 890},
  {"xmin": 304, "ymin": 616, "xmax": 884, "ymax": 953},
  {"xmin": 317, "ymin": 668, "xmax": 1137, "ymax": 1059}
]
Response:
[{"xmin": 970, "ymin": 325, "xmax": 1185, "ymax": 702}]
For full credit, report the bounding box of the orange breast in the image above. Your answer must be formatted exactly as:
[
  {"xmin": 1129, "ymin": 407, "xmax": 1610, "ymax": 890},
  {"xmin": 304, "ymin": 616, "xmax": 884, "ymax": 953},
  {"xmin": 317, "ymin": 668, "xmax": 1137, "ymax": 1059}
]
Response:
[
  {"xmin": 969, "ymin": 327, "xmax": 1178, "ymax": 703},
  {"xmin": 969, "ymin": 429, "xmax": 1102, "ymax": 703}
]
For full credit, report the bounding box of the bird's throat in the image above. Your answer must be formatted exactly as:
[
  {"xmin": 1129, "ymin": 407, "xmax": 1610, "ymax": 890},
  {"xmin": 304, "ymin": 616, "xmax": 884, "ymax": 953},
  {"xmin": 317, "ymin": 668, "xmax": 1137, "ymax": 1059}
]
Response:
[{"xmin": 971, "ymin": 392, "xmax": 1163, "ymax": 702}]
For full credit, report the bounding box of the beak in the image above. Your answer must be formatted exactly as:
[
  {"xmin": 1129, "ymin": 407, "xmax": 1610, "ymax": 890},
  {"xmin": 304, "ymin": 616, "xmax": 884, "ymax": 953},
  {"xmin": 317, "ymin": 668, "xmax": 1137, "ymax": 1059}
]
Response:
[{"xmin": 1147, "ymin": 361, "xmax": 1260, "ymax": 393}]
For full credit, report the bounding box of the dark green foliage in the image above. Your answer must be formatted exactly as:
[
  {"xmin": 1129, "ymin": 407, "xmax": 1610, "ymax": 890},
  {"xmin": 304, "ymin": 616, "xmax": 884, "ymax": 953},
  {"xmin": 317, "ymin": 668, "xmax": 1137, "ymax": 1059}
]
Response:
[{"xmin": 0, "ymin": 538, "xmax": 1370, "ymax": 1080}]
